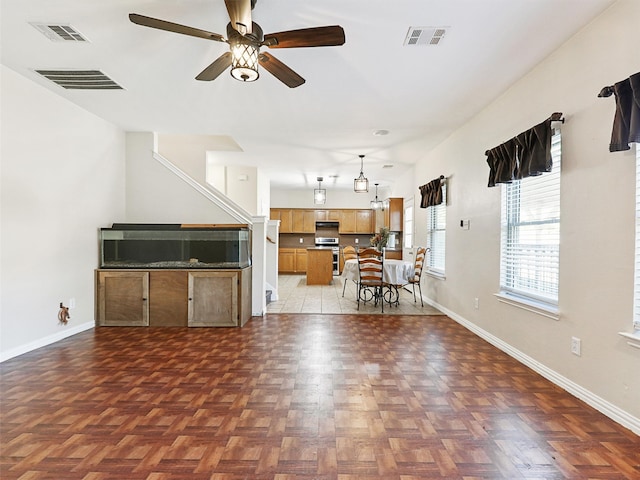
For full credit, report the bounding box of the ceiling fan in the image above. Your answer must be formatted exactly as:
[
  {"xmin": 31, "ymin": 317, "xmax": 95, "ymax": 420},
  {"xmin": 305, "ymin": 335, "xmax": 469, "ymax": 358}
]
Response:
[{"xmin": 129, "ymin": 0, "xmax": 345, "ymax": 88}]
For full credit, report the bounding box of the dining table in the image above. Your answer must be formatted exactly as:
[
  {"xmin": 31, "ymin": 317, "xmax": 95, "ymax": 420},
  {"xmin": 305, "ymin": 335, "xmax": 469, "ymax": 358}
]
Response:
[{"xmin": 342, "ymin": 258, "xmax": 415, "ymax": 306}]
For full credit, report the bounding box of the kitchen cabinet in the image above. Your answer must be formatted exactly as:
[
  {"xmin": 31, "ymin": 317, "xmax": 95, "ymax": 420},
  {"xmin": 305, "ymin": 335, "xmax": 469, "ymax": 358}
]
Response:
[
  {"xmin": 295, "ymin": 248, "xmax": 308, "ymax": 272},
  {"xmin": 340, "ymin": 209, "xmax": 374, "ymax": 234},
  {"xmin": 385, "ymin": 250, "xmax": 403, "ymax": 260},
  {"xmin": 357, "ymin": 210, "xmax": 374, "ymax": 233},
  {"xmin": 271, "ymin": 208, "xmax": 293, "ymax": 233},
  {"xmin": 278, "ymin": 248, "xmax": 307, "ymax": 273},
  {"xmin": 96, "ymin": 268, "xmax": 252, "ymax": 327},
  {"xmin": 384, "ymin": 198, "xmax": 403, "ymax": 232},
  {"xmin": 278, "ymin": 248, "xmax": 295, "ymax": 272},
  {"xmin": 291, "ymin": 209, "xmax": 316, "ymax": 233},
  {"xmin": 306, "ymin": 248, "xmax": 333, "ymax": 285},
  {"xmin": 315, "ymin": 209, "xmax": 340, "ymax": 222}
]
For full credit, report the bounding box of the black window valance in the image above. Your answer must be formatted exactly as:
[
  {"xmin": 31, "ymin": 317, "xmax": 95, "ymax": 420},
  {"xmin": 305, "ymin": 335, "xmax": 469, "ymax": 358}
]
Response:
[
  {"xmin": 485, "ymin": 112, "xmax": 563, "ymax": 187},
  {"xmin": 598, "ymin": 71, "xmax": 640, "ymax": 152},
  {"xmin": 419, "ymin": 175, "xmax": 445, "ymax": 208}
]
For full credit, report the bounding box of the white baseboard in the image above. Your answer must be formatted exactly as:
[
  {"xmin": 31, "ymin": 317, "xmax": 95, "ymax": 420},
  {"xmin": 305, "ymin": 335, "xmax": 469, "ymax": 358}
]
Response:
[
  {"xmin": 0, "ymin": 321, "xmax": 94, "ymax": 363},
  {"xmin": 423, "ymin": 296, "xmax": 640, "ymax": 436}
]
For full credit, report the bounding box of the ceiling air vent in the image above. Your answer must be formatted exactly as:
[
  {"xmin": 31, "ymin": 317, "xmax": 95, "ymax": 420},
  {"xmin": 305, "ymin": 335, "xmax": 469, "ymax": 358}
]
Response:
[
  {"xmin": 404, "ymin": 26, "xmax": 448, "ymax": 46},
  {"xmin": 35, "ymin": 70, "xmax": 124, "ymax": 90},
  {"xmin": 30, "ymin": 23, "xmax": 88, "ymax": 42}
]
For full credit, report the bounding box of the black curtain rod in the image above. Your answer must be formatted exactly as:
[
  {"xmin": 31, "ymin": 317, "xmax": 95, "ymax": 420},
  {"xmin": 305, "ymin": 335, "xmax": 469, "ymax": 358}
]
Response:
[{"xmin": 549, "ymin": 112, "xmax": 564, "ymax": 123}]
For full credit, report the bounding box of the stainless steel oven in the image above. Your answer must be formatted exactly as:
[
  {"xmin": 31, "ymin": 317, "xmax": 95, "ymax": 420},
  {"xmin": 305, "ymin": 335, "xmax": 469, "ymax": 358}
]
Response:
[{"xmin": 315, "ymin": 237, "xmax": 340, "ymax": 275}]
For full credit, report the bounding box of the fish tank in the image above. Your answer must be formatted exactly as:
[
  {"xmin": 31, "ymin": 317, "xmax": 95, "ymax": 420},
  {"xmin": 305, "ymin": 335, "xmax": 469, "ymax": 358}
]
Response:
[{"xmin": 99, "ymin": 224, "xmax": 251, "ymax": 269}]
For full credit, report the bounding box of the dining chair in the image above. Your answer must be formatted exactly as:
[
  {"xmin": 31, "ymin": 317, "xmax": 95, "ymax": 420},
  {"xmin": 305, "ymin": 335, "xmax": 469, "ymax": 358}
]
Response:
[
  {"xmin": 407, "ymin": 247, "xmax": 427, "ymax": 306},
  {"xmin": 357, "ymin": 247, "xmax": 384, "ymax": 312},
  {"xmin": 341, "ymin": 245, "xmax": 357, "ymax": 297}
]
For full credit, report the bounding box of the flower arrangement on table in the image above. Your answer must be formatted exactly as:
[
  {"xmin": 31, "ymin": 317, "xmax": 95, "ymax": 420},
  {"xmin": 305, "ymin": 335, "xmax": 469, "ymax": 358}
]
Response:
[{"xmin": 370, "ymin": 226, "xmax": 390, "ymax": 250}]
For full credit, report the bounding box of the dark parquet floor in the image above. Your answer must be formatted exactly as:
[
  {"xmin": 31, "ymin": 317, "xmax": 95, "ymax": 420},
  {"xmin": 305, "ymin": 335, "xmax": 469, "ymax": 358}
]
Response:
[{"xmin": 1, "ymin": 314, "xmax": 639, "ymax": 479}]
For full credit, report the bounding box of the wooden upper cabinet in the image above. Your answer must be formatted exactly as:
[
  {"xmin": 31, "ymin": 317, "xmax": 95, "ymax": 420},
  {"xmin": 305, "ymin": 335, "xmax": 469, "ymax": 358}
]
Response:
[
  {"xmin": 271, "ymin": 208, "xmax": 293, "ymax": 233},
  {"xmin": 339, "ymin": 209, "xmax": 373, "ymax": 234},
  {"xmin": 339, "ymin": 210, "xmax": 356, "ymax": 233},
  {"xmin": 292, "ymin": 209, "xmax": 315, "ymax": 233},
  {"xmin": 273, "ymin": 208, "xmax": 373, "ymax": 234},
  {"xmin": 384, "ymin": 198, "xmax": 403, "ymax": 232},
  {"xmin": 356, "ymin": 209, "xmax": 373, "ymax": 234}
]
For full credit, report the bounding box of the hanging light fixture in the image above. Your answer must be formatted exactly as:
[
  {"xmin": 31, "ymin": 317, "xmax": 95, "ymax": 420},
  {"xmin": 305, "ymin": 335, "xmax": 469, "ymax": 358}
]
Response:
[
  {"xmin": 370, "ymin": 183, "xmax": 383, "ymax": 210},
  {"xmin": 353, "ymin": 154, "xmax": 369, "ymax": 193},
  {"xmin": 314, "ymin": 176, "xmax": 326, "ymax": 205}
]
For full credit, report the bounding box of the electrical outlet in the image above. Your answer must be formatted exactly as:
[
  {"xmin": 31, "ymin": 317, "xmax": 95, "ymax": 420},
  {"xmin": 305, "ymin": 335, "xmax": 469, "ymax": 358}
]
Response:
[
  {"xmin": 474, "ymin": 298, "xmax": 479, "ymax": 309},
  {"xmin": 299, "ymin": 238, "xmax": 303, "ymax": 243},
  {"xmin": 69, "ymin": 298, "xmax": 76, "ymax": 309},
  {"xmin": 571, "ymin": 336, "xmax": 581, "ymax": 356},
  {"xmin": 355, "ymin": 238, "xmax": 359, "ymax": 244}
]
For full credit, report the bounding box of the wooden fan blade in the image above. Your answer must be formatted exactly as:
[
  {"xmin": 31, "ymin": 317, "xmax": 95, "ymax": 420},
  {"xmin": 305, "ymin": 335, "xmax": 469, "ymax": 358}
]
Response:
[
  {"xmin": 258, "ymin": 52, "xmax": 305, "ymax": 88},
  {"xmin": 263, "ymin": 26, "xmax": 345, "ymax": 48},
  {"xmin": 224, "ymin": 0, "xmax": 253, "ymax": 35},
  {"xmin": 196, "ymin": 52, "xmax": 233, "ymax": 81},
  {"xmin": 129, "ymin": 13, "xmax": 226, "ymax": 42}
]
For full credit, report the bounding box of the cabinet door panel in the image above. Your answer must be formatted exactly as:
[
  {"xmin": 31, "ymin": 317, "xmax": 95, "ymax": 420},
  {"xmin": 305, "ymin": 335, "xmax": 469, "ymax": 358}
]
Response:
[
  {"xmin": 188, "ymin": 272, "xmax": 238, "ymax": 327},
  {"xmin": 279, "ymin": 210, "xmax": 292, "ymax": 233},
  {"xmin": 339, "ymin": 210, "xmax": 356, "ymax": 233},
  {"xmin": 356, "ymin": 210, "xmax": 373, "ymax": 233},
  {"xmin": 291, "ymin": 210, "xmax": 305, "ymax": 233},
  {"xmin": 278, "ymin": 248, "xmax": 295, "ymax": 272},
  {"xmin": 149, "ymin": 271, "xmax": 188, "ymax": 326},
  {"xmin": 98, "ymin": 271, "xmax": 149, "ymax": 326},
  {"xmin": 295, "ymin": 248, "xmax": 307, "ymax": 273}
]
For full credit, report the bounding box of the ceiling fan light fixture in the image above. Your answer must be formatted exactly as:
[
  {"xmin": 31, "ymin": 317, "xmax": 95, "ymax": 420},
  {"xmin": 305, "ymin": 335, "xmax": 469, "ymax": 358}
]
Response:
[
  {"xmin": 354, "ymin": 154, "xmax": 369, "ymax": 193},
  {"xmin": 314, "ymin": 177, "xmax": 326, "ymax": 205},
  {"xmin": 230, "ymin": 42, "xmax": 259, "ymax": 82}
]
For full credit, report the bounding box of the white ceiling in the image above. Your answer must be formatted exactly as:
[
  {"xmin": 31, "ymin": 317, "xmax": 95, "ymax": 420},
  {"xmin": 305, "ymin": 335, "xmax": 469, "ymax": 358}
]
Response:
[{"xmin": 1, "ymin": 0, "xmax": 615, "ymax": 190}]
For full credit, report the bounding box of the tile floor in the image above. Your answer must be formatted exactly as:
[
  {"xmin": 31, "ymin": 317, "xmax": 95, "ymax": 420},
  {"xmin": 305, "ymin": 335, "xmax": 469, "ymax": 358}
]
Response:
[{"xmin": 267, "ymin": 274, "xmax": 445, "ymax": 315}]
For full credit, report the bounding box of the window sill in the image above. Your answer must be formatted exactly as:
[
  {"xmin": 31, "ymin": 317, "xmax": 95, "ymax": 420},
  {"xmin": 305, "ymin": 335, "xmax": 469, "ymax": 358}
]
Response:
[
  {"xmin": 425, "ymin": 270, "xmax": 445, "ymax": 280},
  {"xmin": 618, "ymin": 331, "xmax": 640, "ymax": 349},
  {"xmin": 494, "ymin": 292, "xmax": 559, "ymax": 320}
]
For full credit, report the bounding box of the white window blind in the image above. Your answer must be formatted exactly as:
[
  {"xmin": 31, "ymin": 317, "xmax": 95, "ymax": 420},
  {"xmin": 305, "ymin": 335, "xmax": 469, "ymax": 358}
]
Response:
[
  {"xmin": 634, "ymin": 145, "xmax": 640, "ymax": 331},
  {"xmin": 500, "ymin": 131, "xmax": 561, "ymax": 305},
  {"xmin": 426, "ymin": 183, "xmax": 446, "ymax": 273},
  {"xmin": 404, "ymin": 200, "xmax": 414, "ymax": 249}
]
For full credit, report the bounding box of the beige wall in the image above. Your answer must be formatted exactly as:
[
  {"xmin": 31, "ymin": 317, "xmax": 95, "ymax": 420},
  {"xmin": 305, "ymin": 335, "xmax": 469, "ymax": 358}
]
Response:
[
  {"xmin": 125, "ymin": 133, "xmax": 239, "ymax": 224},
  {"xmin": 0, "ymin": 65, "xmax": 126, "ymax": 358},
  {"xmin": 393, "ymin": 0, "xmax": 639, "ymax": 427}
]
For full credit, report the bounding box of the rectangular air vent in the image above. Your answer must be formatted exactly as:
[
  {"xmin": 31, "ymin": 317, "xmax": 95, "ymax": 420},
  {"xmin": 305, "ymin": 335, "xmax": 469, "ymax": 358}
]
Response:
[
  {"xmin": 404, "ymin": 26, "xmax": 449, "ymax": 46},
  {"xmin": 35, "ymin": 70, "xmax": 123, "ymax": 90},
  {"xmin": 30, "ymin": 23, "xmax": 88, "ymax": 42}
]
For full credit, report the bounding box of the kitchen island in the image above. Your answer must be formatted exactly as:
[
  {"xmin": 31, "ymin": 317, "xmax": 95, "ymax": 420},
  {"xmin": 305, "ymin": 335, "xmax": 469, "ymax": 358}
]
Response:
[{"xmin": 306, "ymin": 248, "xmax": 333, "ymax": 285}]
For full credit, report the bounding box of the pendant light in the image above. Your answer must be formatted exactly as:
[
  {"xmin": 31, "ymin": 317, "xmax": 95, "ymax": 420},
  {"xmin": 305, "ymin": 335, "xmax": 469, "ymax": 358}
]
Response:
[
  {"xmin": 353, "ymin": 154, "xmax": 369, "ymax": 193},
  {"xmin": 314, "ymin": 177, "xmax": 326, "ymax": 205},
  {"xmin": 370, "ymin": 183, "xmax": 383, "ymax": 210}
]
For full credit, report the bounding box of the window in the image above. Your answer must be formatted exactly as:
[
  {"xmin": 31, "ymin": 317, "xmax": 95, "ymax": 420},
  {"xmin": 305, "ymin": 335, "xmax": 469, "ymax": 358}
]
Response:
[
  {"xmin": 404, "ymin": 198, "xmax": 414, "ymax": 250},
  {"xmin": 633, "ymin": 145, "xmax": 640, "ymax": 332},
  {"xmin": 426, "ymin": 183, "xmax": 446, "ymax": 274},
  {"xmin": 500, "ymin": 130, "xmax": 561, "ymax": 307}
]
